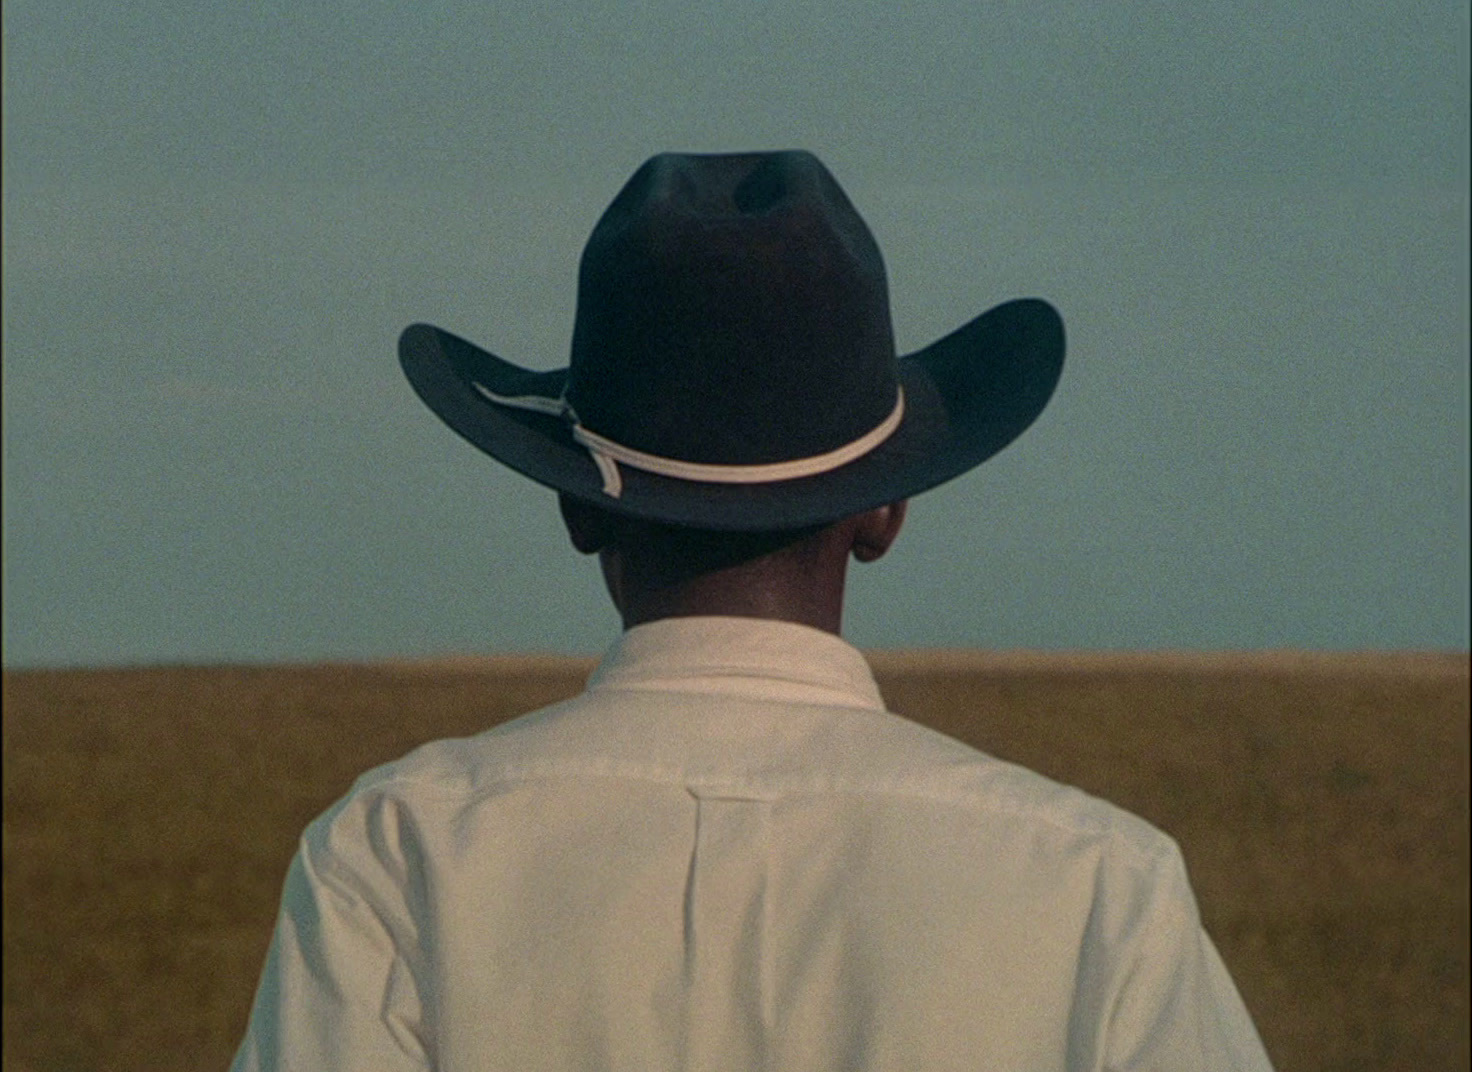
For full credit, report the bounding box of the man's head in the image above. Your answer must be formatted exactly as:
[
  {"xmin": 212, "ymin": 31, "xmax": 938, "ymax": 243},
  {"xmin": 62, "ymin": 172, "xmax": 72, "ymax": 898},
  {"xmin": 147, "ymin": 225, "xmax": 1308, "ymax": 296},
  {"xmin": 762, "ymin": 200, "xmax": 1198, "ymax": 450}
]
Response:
[
  {"xmin": 560, "ymin": 493, "xmax": 907, "ymax": 635},
  {"xmin": 399, "ymin": 151, "xmax": 1063, "ymax": 627}
]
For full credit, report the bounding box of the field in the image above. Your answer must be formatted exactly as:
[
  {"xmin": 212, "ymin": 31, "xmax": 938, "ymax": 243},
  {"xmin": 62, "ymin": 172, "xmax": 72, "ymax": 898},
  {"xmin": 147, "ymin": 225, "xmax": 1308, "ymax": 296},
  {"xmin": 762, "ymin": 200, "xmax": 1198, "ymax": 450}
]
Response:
[{"xmin": 3, "ymin": 652, "xmax": 1468, "ymax": 1071}]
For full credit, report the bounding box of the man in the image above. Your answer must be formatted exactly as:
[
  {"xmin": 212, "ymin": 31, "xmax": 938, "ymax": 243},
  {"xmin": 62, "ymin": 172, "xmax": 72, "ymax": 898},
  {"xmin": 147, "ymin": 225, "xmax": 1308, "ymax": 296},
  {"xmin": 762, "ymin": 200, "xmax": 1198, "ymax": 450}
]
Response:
[{"xmin": 232, "ymin": 151, "xmax": 1273, "ymax": 1069}]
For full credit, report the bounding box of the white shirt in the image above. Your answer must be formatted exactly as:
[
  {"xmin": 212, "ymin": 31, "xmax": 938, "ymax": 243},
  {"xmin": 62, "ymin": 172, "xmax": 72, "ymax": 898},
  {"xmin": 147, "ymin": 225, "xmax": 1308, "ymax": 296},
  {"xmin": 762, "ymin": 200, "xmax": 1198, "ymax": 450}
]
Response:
[{"xmin": 232, "ymin": 616, "xmax": 1273, "ymax": 1071}]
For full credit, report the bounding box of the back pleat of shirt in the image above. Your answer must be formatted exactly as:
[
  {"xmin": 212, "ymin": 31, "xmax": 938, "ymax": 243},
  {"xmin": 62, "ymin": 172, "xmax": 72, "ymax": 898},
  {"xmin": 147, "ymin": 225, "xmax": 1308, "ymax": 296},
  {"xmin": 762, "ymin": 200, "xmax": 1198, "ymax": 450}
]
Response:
[{"xmin": 682, "ymin": 793, "xmax": 772, "ymax": 1071}]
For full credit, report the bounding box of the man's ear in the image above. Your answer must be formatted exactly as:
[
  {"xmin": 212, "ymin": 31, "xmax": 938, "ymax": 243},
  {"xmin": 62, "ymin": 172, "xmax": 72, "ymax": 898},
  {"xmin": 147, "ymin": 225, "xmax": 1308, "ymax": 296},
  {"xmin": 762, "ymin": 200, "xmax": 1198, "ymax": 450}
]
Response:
[
  {"xmin": 559, "ymin": 493, "xmax": 616, "ymax": 555},
  {"xmin": 851, "ymin": 500, "xmax": 907, "ymax": 564}
]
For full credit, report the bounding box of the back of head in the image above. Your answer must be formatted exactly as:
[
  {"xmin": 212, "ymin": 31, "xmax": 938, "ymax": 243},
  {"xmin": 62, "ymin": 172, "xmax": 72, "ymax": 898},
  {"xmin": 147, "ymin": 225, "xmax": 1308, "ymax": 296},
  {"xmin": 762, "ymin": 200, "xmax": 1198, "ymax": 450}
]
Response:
[
  {"xmin": 399, "ymin": 150, "xmax": 1062, "ymax": 624},
  {"xmin": 560, "ymin": 492, "xmax": 906, "ymax": 634}
]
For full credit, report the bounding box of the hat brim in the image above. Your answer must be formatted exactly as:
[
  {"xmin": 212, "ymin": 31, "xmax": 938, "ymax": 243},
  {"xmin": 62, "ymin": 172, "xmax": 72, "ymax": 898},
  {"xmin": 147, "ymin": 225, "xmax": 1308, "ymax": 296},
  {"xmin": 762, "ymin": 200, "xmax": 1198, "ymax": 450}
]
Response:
[{"xmin": 399, "ymin": 298, "xmax": 1064, "ymax": 531}]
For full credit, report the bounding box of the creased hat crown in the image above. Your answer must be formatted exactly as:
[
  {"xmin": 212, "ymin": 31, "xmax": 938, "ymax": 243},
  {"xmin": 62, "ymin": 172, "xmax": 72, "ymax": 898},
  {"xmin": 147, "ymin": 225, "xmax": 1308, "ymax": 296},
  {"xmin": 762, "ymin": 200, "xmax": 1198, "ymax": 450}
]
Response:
[{"xmin": 566, "ymin": 151, "xmax": 900, "ymax": 465}]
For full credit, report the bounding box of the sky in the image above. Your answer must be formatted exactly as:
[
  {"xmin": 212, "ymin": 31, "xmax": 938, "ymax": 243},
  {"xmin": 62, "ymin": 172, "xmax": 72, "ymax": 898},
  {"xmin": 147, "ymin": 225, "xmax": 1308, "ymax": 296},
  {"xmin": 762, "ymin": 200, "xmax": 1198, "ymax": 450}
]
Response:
[{"xmin": 3, "ymin": 0, "xmax": 1468, "ymax": 667}]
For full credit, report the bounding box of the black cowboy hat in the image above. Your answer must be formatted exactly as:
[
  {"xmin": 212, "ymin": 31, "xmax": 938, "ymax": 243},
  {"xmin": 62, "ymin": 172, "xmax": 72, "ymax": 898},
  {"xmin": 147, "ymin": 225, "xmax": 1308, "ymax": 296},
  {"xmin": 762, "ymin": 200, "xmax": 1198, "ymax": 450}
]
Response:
[{"xmin": 399, "ymin": 150, "xmax": 1064, "ymax": 532}]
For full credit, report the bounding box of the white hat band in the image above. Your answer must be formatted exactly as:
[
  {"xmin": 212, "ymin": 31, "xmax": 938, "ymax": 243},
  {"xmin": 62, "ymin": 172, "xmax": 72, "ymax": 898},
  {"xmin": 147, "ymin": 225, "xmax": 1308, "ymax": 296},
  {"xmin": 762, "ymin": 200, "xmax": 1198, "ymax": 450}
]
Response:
[{"xmin": 473, "ymin": 382, "xmax": 905, "ymax": 499}]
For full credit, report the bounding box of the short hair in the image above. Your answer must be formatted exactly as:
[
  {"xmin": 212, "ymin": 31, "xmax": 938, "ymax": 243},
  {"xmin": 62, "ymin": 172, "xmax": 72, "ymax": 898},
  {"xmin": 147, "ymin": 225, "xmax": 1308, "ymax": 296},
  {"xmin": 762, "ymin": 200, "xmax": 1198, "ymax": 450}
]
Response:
[{"xmin": 583, "ymin": 499, "xmax": 827, "ymax": 579}]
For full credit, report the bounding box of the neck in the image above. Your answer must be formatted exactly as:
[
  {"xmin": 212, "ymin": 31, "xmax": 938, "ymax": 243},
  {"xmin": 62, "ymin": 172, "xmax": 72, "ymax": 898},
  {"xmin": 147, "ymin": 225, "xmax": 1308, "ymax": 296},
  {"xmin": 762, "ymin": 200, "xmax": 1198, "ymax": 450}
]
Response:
[
  {"xmin": 602, "ymin": 530, "xmax": 851, "ymax": 637},
  {"xmin": 619, "ymin": 576, "xmax": 846, "ymax": 636}
]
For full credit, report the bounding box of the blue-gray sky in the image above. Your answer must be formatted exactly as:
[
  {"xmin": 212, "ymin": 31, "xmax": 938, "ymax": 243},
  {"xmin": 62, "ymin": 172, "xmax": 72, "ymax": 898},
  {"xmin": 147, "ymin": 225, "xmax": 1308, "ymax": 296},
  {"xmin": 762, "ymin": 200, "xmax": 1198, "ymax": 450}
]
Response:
[{"xmin": 3, "ymin": 0, "xmax": 1468, "ymax": 666}]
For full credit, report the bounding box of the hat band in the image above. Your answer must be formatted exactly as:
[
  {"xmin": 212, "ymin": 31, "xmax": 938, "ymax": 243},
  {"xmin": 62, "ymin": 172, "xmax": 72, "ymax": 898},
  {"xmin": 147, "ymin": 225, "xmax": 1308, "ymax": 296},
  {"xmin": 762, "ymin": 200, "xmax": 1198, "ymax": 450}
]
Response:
[{"xmin": 473, "ymin": 382, "xmax": 905, "ymax": 499}]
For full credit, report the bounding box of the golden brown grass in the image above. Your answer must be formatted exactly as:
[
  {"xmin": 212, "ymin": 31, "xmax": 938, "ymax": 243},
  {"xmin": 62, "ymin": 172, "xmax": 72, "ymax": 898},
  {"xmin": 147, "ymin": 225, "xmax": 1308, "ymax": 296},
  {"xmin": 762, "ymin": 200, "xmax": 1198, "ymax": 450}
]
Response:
[{"xmin": 3, "ymin": 653, "xmax": 1467, "ymax": 1072}]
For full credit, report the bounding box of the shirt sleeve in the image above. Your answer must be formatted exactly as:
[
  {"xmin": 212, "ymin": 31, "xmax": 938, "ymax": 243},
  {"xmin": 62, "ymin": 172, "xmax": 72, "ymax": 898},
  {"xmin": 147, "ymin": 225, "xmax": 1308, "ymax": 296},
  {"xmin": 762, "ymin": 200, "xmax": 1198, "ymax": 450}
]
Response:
[
  {"xmin": 230, "ymin": 789, "xmax": 432, "ymax": 1072},
  {"xmin": 1093, "ymin": 839, "xmax": 1275, "ymax": 1072}
]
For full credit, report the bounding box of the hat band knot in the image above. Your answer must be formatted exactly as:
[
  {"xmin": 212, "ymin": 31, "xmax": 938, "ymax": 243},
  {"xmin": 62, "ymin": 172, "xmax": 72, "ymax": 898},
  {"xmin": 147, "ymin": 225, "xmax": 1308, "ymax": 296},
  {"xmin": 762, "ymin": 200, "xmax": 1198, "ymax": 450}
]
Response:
[{"xmin": 473, "ymin": 382, "xmax": 905, "ymax": 500}]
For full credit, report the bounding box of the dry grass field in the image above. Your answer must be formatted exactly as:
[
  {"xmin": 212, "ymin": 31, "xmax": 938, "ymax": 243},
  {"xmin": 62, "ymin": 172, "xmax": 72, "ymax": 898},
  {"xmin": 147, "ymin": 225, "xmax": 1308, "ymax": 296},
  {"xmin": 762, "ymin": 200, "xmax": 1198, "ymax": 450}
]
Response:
[{"xmin": 3, "ymin": 652, "xmax": 1467, "ymax": 1072}]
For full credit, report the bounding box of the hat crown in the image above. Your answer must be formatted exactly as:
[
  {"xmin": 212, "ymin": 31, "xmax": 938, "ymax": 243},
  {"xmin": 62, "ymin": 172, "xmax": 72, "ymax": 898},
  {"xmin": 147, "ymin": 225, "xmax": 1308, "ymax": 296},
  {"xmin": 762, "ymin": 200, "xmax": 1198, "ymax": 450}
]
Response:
[{"xmin": 567, "ymin": 151, "xmax": 899, "ymax": 465}]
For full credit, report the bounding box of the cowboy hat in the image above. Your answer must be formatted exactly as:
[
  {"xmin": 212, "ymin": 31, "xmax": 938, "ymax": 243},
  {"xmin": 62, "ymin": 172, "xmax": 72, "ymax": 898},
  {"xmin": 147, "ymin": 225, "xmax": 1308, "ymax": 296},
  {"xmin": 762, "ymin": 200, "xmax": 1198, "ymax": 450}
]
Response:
[{"xmin": 399, "ymin": 150, "xmax": 1064, "ymax": 531}]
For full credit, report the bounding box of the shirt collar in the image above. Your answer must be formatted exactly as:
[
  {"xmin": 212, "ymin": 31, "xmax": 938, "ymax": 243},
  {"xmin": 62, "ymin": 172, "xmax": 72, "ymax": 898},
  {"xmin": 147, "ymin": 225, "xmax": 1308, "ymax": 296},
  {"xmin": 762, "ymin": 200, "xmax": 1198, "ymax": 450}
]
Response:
[{"xmin": 586, "ymin": 616, "xmax": 887, "ymax": 711}]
